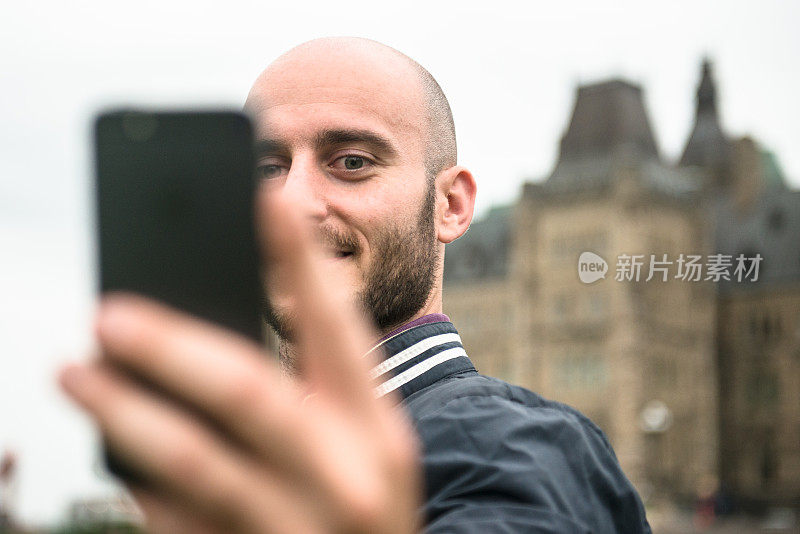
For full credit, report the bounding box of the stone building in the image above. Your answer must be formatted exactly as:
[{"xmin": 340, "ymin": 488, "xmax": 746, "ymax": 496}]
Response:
[
  {"xmin": 444, "ymin": 60, "xmax": 800, "ymax": 509},
  {"xmin": 713, "ymin": 147, "xmax": 800, "ymax": 509}
]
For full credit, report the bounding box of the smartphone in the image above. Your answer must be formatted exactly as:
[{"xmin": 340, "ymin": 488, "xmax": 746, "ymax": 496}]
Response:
[
  {"xmin": 94, "ymin": 109, "xmax": 264, "ymax": 342},
  {"xmin": 94, "ymin": 109, "xmax": 264, "ymax": 484}
]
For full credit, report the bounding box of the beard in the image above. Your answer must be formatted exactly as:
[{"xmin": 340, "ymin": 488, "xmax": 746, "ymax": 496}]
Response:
[{"xmin": 262, "ymin": 181, "xmax": 438, "ymax": 348}]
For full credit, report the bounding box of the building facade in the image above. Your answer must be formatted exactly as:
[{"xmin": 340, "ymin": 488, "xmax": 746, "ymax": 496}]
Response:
[{"xmin": 444, "ymin": 61, "xmax": 800, "ymax": 510}]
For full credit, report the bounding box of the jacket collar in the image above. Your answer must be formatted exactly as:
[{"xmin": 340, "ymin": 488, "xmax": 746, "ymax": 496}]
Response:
[{"xmin": 367, "ymin": 320, "xmax": 475, "ymax": 401}]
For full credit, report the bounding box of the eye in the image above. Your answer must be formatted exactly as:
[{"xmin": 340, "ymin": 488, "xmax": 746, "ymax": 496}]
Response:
[
  {"xmin": 330, "ymin": 154, "xmax": 374, "ymax": 175},
  {"xmin": 256, "ymin": 163, "xmax": 287, "ymax": 181},
  {"xmin": 343, "ymin": 156, "xmax": 364, "ymax": 170}
]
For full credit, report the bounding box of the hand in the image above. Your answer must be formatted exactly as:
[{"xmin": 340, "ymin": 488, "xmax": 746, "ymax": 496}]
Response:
[{"xmin": 58, "ymin": 193, "xmax": 422, "ymax": 534}]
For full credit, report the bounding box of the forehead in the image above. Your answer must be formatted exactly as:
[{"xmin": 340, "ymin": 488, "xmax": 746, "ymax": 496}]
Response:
[{"xmin": 246, "ymin": 46, "xmax": 427, "ymax": 151}]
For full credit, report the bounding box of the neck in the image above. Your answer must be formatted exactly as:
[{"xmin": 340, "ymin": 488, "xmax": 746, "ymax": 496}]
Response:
[{"xmin": 383, "ymin": 282, "xmax": 443, "ymax": 336}]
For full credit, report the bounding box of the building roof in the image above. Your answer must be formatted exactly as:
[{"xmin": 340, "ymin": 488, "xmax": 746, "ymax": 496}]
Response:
[
  {"xmin": 679, "ymin": 60, "xmax": 732, "ymax": 170},
  {"xmin": 554, "ymin": 79, "xmax": 659, "ymax": 165},
  {"xmin": 762, "ymin": 151, "xmax": 786, "ymax": 189},
  {"xmin": 714, "ymin": 155, "xmax": 800, "ymax": 292},
  {"xmin": 537, "ymin": 78, "xmax": 698, "ymax": 199}
]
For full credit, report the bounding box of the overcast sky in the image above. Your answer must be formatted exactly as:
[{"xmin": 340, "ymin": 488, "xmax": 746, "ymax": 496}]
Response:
[{"xmin": 1, "ymin": 0, "xmax": 798, "ymax": 526}]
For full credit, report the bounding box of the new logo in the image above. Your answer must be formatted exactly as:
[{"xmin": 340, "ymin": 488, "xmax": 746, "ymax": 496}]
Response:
[{"xmin": 578, "ymin": 252, "xmax": 608, "ymax": 284}]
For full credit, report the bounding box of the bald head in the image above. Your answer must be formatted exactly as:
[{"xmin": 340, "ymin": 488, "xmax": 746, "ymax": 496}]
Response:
[
  {"xmin": 247, "ymin": 37, "xmax": 456, "ymax": 180},
  {"xmin": 412, "ymin": 56, "xmax": 458, "ymax": 180}
]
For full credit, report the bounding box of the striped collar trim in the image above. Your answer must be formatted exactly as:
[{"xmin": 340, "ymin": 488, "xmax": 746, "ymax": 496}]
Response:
[{"xmin": 367, "ymin": 321, "xmax": 475, "ymax": 400}]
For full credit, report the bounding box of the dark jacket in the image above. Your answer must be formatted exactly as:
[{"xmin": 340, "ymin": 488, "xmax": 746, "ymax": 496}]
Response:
[{"xmin": 369, "ymin": 320, "xmax": 652, "ymax": 533}]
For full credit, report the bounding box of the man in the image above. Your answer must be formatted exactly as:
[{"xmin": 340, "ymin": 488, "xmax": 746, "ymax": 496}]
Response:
[{"xmin": 60, "ymin": 38, "xmax": 651, "ymax": 533}]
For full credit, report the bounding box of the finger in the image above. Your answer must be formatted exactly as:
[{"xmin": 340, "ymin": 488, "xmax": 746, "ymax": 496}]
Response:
[
  {"xmin": 258, "ymin": 191, "xmax": 385, "ymax": 413},
  {"xmin": 90, "ymin": 296, "xmax": 406, "ymax": 526},
  {"xmin": 258, "ymin": 193, "xmax": 423, "ymax": 528},
  {"xmin": 59, "ymin": 361, "xmax": 319, "ymax": 534},
  {"xmin": 93, "ymin": 295, "xmax": 321, "ymax": 480}
]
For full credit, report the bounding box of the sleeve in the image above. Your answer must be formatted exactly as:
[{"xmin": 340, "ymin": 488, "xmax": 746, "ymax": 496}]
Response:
[{"xmin": 413, "ymin": 394, "xmax": 651, "ymax": 534}]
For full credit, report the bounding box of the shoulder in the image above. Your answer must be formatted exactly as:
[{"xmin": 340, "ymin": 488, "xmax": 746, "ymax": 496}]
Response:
[
  {"xmin": 406, "ymin": 371, "xmax": 613, "ymax": 462},
  {"xmin": 408, "ymin": 371, "xmax": 605, "ymax": 433},
  {"xmin": 404, "ymin": 372, "xmax": 651, "ymax": 533}
]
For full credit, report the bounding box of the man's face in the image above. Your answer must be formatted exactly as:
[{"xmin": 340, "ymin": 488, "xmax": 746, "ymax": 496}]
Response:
[{"xmin": 245, "ymin": 42, "xmax": 440, "ymax": 340}]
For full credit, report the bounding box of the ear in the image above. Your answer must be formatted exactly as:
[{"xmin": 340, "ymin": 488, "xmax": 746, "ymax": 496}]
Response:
[{"xmin": 436, "ymin": 165, "xmax": 477, "ymax": 244}]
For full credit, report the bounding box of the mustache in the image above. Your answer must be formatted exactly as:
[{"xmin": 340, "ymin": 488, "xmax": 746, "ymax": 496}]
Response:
[{"xmin": 316, "ymin": 225, "xmax": 360, "ymax": 255}]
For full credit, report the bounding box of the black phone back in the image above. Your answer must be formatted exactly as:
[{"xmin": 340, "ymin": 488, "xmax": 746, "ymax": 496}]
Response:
[{"xmin": 94, "ymin": 110, "xmax": 264, "ymax": 343}]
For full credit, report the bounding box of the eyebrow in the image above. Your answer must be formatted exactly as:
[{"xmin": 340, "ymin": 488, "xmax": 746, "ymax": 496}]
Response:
[
  {"xmin": 314, "ymin": 129, "xmax": 398, "ymax": 159},
  {"xmin": 254, "ymin": 129, "xmax": 398, "ymax": 160}
]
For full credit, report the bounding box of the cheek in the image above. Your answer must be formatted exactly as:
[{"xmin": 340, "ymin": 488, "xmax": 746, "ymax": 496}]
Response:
[{"xmin": 331, "ymin": 183, "xmax": 422, "ymax": 240}]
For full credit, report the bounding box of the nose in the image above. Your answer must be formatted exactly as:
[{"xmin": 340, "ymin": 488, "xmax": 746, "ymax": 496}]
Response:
[{"xmin": 277, "ymin": 154, "xmax": 329, "ymax": 222}]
